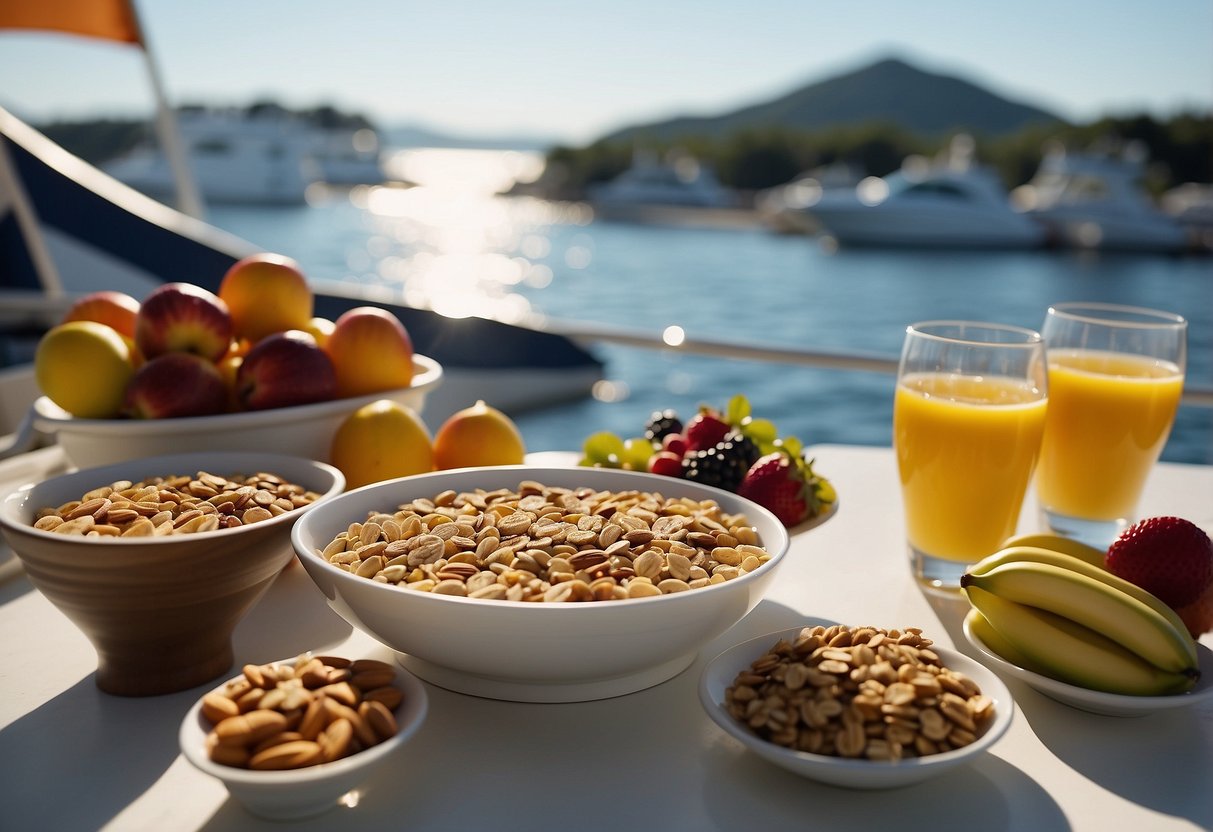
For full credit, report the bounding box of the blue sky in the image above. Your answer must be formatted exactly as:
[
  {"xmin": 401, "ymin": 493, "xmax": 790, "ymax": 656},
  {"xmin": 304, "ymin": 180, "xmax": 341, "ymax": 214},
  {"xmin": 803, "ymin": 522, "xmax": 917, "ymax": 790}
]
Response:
[{"xmin": 1, "ymin": 0, "xmax": 1210, "ymax": 143}]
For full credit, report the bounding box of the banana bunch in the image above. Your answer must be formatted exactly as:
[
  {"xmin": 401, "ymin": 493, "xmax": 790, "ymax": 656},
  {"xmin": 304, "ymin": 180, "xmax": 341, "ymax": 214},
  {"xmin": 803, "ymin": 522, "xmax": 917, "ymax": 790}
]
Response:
[{"xmin": 962, "ymin": 534, "xmax": 1201, "ymax": 696}]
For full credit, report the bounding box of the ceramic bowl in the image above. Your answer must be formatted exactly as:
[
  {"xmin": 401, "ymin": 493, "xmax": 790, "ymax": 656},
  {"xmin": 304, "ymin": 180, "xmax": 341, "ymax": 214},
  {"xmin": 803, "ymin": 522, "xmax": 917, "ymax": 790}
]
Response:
[
  {"xmin": 0, "ymin": 451, "xmax": 344, "ymax": 695},
  {"xmin": 698, "ymin": 622, "xmax": 1015, "ymax": 789},
  {"xmin": 30, "ymin": 354, "xmax": 441, "ymax": 469},
  {"xmin": 962, "ymin": 610, "xmax": 1213, "ymax": 717},
  {"xmin": 292, "ymin": 465, "xmax": 793, "ymax": 702},
  {"xmin": 180, "ymin": 657, "xmax": 428, "ymax": 820}
]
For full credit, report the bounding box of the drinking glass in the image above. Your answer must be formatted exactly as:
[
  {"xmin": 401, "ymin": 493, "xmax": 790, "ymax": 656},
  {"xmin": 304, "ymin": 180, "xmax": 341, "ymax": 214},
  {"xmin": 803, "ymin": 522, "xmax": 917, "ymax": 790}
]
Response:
[
  {"xmin": 893, "ymin": 322, "xmax": 1048, "ymax": 591},
  {"xmin": 1035, "ymin": 302, "xmax": 1186, "ymax": 549}
]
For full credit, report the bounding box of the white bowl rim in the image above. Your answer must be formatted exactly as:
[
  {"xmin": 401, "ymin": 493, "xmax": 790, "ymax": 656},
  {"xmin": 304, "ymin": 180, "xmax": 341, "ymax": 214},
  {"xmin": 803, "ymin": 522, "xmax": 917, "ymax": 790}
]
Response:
[
  {"xmin": 31, "ymin": 354, "xmax": 441, "ymax": 432},
  {"xmin": 0, "ymin": 451, "xmax": 345, "ymax": 545},
  {"xmin": 291, "ymin": 464, "xmax": 792, "ymax": 613},
  {"xmin": 699, "ymin": 621, "xmax": 1015, "ymax": 772},
  {"xmin": 179, "ymin": 658, "xmax": 428, "ymax": 786},
  {"xmin": 962, "ymin": 610, "xmax": 1213, "ymax": 712}
]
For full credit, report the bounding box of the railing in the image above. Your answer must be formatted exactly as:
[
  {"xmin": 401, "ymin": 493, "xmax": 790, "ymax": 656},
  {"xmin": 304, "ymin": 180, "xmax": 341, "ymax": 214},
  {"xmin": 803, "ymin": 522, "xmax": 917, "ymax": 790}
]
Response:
[{"xmin": 548, "ymin": 318, "xmax": 1213, "ymax": 409}]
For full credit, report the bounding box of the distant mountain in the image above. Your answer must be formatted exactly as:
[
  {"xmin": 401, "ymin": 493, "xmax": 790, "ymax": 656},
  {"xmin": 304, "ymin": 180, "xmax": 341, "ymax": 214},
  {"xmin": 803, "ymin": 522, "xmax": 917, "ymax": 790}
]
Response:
[{"xmin": 599, "ymin": 57, "xmax": 1066, "ymax": 145}]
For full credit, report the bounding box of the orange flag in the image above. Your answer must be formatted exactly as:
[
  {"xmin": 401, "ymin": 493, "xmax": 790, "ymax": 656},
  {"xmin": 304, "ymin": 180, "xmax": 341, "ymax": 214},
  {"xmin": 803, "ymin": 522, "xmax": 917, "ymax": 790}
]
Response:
[{"xmin": 0, "ymin": 0, "xmax": 142, "ymax": 45}]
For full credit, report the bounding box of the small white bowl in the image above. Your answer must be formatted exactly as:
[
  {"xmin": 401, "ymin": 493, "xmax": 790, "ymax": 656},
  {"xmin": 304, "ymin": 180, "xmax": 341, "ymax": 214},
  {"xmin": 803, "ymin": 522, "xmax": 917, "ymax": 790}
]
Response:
[
  {"xmin": 31, "ymin": 354, "xmax": 442, "ymax": 469},
  {"xmin": 962, "ymin": 611, "xmax": 1213, "ymax": 718},
  {"xmin": 292, "ymin": 465, "xmax": 794, "ymax": 702},
  {"xmin": 699, "ymin": 622, "xmax": 1014, "ymax": 789},
  {"xmin": 179, "ymin": 659, "xmax": 428, "ymax": 820}
]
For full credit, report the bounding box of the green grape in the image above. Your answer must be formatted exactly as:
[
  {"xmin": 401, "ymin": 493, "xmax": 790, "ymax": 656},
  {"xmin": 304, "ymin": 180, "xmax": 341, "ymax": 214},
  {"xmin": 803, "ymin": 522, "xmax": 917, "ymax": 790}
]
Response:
[
  {"xmin": 622, "ymin": 437, "xmax": 657, "ymax": 470},
  {"xmin": 725, "ymin": 394, "xmax": 751, "ymax": 426},
  {"xmin": 741, "ymin": 417, "xmax": 778, "ymax": 445},
  {"xmin": 582, "ymin": 431, "xmax": 626, "ymax": 465},
  {"xmin": 778, "ymin": 435, "xmax": 805, "ymax": 458}
]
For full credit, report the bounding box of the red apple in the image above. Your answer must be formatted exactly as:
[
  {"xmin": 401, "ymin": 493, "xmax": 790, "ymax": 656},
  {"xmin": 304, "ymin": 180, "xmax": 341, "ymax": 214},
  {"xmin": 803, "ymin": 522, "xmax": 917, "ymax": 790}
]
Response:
[
  {"xmin": 123, "ymin": 353, "xmax": 229, "ymax": 419},
  {"xmin": 135, "ymin": 283, "xmax": 233, "ymax": 362},
  {"xmin": 236, "ymin": 330, "xmax": 337, "ymax": 411},
  {"xmin": 61, "ymin": 291, "xmax": 141, "ymax": 338}
]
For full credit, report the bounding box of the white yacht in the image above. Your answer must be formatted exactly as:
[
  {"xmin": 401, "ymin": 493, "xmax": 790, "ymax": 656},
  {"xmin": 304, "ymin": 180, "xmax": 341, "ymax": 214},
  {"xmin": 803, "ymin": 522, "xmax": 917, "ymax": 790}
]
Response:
[
  {"xmin": 1011, "ymin": 144, "xmax": 1189, "ymax": 253},
  {"xmin": 801, "ymin": 142, "xmax": 1046, "ymax": 249},
  {"xmin": 587, "ymin": 151, "xmax": 737, "ymax": 211}
]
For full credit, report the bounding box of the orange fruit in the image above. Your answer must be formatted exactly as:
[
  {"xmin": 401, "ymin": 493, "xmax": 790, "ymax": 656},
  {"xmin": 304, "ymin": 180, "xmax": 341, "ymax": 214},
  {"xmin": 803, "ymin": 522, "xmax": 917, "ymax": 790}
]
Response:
[
  {"xmin": 432, "ymin": 400, "xmax": 526, "ymax": 470},
  {"xmin": 330, "ymin": 399, "xmax": 434, "ymax": 489}
]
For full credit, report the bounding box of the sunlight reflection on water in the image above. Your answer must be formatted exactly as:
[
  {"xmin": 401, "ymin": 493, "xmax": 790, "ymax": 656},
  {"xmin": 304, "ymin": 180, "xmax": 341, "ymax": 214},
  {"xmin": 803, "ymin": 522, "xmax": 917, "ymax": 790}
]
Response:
[{"xmin": 342, "ymin": 147, "xmax": 585, "ymax": 324}]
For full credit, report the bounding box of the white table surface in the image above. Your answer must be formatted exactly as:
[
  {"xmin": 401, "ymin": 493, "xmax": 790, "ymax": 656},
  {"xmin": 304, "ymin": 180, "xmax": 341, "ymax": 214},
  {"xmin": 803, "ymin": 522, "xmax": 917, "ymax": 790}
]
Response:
[{"xmin": 1, "ymin": 443, "xmax": 1210, "ymax": 832}]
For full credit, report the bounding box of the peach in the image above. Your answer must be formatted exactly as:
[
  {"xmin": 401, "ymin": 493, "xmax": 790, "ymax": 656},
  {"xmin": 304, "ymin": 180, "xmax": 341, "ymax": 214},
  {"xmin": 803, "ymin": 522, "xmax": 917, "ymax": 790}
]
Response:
[
  {"xmin": 61, "ymin": 291, "xmax": 141, "ymax": 338},
  {"xmin": 301, "ymin": 316, "xmax": 335, "ymax": 349},
  {"xmin": 432, "ymin": 400, "xmax": 526, "ymax": 469},
  {"xmin": 325, "ymin": 307, "xmax": 414, "ymax": 399},
  {"xmin": 218, "ymin": 253, "xmax": 314, "ymax": 343}
]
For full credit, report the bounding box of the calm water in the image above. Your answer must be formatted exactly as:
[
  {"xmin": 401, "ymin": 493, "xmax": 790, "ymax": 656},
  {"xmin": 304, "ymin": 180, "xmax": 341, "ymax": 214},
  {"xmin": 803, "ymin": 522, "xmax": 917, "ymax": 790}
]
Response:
[{"xmin": 209, "ymin": 148, "xmax": 1213, "ymax": 465}]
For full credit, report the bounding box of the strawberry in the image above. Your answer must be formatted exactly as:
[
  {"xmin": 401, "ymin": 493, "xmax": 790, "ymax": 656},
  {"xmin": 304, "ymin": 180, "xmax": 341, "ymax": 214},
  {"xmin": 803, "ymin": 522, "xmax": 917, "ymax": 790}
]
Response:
[
  {"xmin": 1105, "ymin": 516, "xmax": 1213, "ymax": 609},
  {"xmin": 737, "ymin": 451, "xmax": 815, "ymax": 527},
  {"xmin": 685, "ymin": 409, "xmax": 732, "ymax": 451},
  {"xmin": 1175, "ymin": 582, "xmax": 1213, "ymax": 638}
]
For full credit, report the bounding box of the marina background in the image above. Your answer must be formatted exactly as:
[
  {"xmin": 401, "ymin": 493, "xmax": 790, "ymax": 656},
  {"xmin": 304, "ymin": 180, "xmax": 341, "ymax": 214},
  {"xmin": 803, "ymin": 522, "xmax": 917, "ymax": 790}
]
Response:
[{"xmin": 205, "ymin": 146, "xmax": 1213, "ymax": 466}]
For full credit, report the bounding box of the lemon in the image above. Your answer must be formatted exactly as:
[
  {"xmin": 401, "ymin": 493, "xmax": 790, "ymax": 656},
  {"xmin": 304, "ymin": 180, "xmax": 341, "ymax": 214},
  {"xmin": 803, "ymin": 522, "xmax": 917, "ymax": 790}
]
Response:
[
  {"xmin": 34, "ymin": 321, "xmax": 135, "ymax": 418},
  {"xmin": 330, "ymin": 399, "xmax": 434, "ymax": 489},
  {"xmin": 432, "ymin": 400, "xmax": 526, "ymax": 470}
]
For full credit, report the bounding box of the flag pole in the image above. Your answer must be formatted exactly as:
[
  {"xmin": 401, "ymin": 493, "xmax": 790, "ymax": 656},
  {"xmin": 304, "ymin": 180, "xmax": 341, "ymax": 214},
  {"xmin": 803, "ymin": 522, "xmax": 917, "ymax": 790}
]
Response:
[{"xmin": 127, "ymin": 1, "xmax": 205, "ymax": 219}]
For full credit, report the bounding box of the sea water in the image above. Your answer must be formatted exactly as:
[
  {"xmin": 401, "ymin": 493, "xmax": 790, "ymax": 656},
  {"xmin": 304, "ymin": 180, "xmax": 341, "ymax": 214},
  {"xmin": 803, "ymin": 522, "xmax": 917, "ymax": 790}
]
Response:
[{"xmin": 207, "ymin": 148, "xmax": 1213, "ymax": 465}]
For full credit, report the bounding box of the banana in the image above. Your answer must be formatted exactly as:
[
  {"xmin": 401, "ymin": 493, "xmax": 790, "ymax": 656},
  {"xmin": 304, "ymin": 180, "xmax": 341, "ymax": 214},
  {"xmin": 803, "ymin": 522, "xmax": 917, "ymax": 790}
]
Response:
[
  {"xmin": 964, "ymin": 586, "xmax": 1199, "ymax": 696},
  {"xmin": 960, "ymin": 560, "xmax": 1198, "ymax": 673},
  {"xmin": 970, "ymin": 545, "xmax": 1195, "ymax": 644},
  {"xmin": 999, "ymin": 532, "xmax": 1107, "ymax": 568},
  {"xmin": 964, "ymin": 608, "xmax": 1047, "ymax": 673}
]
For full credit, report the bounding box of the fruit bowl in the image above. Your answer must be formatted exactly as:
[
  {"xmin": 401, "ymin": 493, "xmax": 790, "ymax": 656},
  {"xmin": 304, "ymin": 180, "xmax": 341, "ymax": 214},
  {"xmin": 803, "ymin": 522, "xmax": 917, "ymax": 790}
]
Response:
[
  {"xmin": 698, "ymin": 622, "xmax": 1015, "ymax": 789},
  {"xmin": 30, "ymin": 354, "xmax": 442, "ymax": 469},
  {"xmin": 291, "ymin": 465, "xmax": 792, "ymax": 702},
  {"xmin": 0, "ymin": 451, "xmax": 344, "ymax": 696},
  {"xmin": 179, "ymin": 657, "xmax": 427, "ymax": 820},
  {"xmin": 963, "ymin": 611, "xmax": 1213, "ymax": 717}
]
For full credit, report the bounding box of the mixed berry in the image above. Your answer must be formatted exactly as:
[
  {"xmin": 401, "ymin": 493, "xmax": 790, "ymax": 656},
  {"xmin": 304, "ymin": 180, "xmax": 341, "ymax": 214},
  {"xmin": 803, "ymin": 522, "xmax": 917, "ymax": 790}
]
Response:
[{"xmin": 578, "ymin": 395, "xmax": 836, "ymax": 527}]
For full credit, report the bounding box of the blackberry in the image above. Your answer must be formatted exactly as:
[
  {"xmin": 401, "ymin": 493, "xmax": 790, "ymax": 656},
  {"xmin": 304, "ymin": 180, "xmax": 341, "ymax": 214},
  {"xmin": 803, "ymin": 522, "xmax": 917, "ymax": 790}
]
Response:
[
  {"xmin": 681, "ymin": 431, "xmax": 759, "ymax": 492},
  {"xmin": 644, "ymin": 409, "xmax": 683, "ymax": 442}
]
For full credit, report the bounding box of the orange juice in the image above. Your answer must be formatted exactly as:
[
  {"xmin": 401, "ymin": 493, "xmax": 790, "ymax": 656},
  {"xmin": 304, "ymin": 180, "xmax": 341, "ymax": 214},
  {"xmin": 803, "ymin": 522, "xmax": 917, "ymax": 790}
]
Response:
[
  {"xmin": 894, "ymin": 372, "xmax": 1047, "ymax": 562},
  {"xmin": 1036, "ymin": 349, "xmax": 1183, "ymax": 521}
]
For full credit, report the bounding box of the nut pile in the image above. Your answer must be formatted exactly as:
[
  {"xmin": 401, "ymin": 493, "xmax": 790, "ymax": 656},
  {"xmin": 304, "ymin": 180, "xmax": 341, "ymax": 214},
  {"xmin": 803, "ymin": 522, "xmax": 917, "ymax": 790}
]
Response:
[
  {"xmin": 201, "ymin": 656, "xmax": 403, "ymax": 770},
  {"xmin": 33, "ymin": 471, "xmax": 322, "ymax": 537},
  {"xmin": 318, "ymin": 481, "xmax": 772, "ymax": 602},
  {"xmin": 725, "ymin": 625, "xmax": 994, "ymax": 761}
]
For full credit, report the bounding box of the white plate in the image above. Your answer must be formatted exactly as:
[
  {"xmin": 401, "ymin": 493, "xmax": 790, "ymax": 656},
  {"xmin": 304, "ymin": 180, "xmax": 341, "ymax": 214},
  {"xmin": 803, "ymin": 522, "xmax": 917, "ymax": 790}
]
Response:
[
  {"xmin": 698, "ymin": 622, "xmax": 1014, "ymax": 789},
  {"xmin": 962, "ymin": 611, "xmax": 1213, "ymax": 718}
]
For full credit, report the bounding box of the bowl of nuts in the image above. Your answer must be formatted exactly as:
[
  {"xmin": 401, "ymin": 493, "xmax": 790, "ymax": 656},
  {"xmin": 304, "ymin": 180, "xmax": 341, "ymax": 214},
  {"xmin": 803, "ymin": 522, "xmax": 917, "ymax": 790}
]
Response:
[
  {"xmin": 180, "ymin": 653, "xmax": 427, "ymax": 820},
  {"xmin": 291, "ymin": 465, "xmax": 791, "ymax": 702},
  {"xmin": 0, "ymin": 451, "xmax": 344, "ymax": 696},
  {"xmin": 698, "ymin": 622, "xmax": 1014, "ymax": 789},
  {"xmin": 31, "ymin": 354, "xmax": 442, "ymax": 470}
]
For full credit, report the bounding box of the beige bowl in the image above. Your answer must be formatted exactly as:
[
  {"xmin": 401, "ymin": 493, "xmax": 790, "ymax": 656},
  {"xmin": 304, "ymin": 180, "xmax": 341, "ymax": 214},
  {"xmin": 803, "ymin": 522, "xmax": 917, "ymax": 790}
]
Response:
[
  {"xmin": 0, "ymin": 452, "xmax": 344, "ymax": 696},
  {"xmin": 31, "ymin": 354, "xmax": 442, "ymax": 469}
]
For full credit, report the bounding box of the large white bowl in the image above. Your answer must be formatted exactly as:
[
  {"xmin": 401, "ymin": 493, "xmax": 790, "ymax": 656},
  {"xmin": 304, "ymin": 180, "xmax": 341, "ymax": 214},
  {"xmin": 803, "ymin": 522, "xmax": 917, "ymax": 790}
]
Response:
[
  {"xmin": 963, "ymin": 610, "xmax": 1213, "ymax": 718},
  {"xmin": 291, "ymin": 466, "xmax": 792, "ymax": 702},
  {"xmin": 699, "ymin": 622, "xmax": 1015, "ymax": 789},
  {"xmin": 31, "ymin": 354, "xmax": 442, "ymax": 469},
  {"xmin": 180, "ymin": 657, "xmax": 428, "ymax": 820}
]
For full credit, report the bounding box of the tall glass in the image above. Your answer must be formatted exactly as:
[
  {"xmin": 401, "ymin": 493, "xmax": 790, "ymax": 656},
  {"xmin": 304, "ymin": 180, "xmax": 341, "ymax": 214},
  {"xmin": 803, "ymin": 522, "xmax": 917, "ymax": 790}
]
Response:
[
  {"xmin": 894, "ymin": 322, "xmax": 1048, "ymax": 592},
  {"xmin": 1035, "ymin": 303, "xmax": 1186, "ymax": 549}
]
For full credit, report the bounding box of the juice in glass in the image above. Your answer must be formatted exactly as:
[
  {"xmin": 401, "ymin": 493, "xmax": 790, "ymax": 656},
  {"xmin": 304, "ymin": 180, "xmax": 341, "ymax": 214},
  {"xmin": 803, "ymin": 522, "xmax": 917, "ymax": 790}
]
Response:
[
  {"xmin": 895, "ymin": 372, "xmax": 1048, "ymax": 563},
  {"xmin": 1036, "ymin": 349, "xmax": 1183, "ymax": 522}
]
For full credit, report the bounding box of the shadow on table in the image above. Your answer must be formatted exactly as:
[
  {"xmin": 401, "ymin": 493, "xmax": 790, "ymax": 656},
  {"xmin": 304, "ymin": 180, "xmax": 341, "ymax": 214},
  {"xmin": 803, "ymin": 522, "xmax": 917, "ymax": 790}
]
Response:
[
  {"xmin": 230, "ymin": 560, "xmax": 354, "ymax": 663},
  {"xmin": 923, "ymin": 583, "xmax": 1213, "ymax": 829},
  {"xmin": 0, "ymin": 676, "xmax": 201, "ymax": 830},
  {"xmin": 700, "ymin": 743, "xmax": 1065, "ymax": 832}
]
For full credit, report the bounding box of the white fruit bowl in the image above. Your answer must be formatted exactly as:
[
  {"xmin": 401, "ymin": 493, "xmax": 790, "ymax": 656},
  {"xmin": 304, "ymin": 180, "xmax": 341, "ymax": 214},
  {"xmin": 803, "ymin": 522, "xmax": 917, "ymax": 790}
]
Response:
[
  {"xmin": 180, "ymin": 657, "xmax": 428, "ymax": 820},
  {"xmin": 963, "ymin": 611, "xmax": 1213, "ymax": 717},
  {"xmin": 699, "ymin": 622, "xmax": 1015, "ymax": 789},
  {"xmin": 291, "ymin": 465, "xmax": 792, "ymax": 703},
  {"xmin": 31, "ymin": 354, "xmax": 441, "ymax": 469}
]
